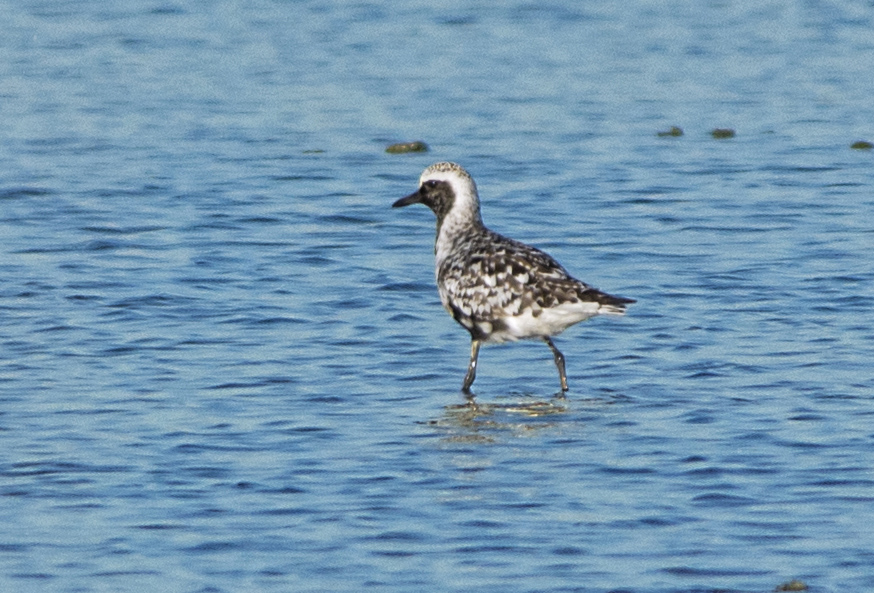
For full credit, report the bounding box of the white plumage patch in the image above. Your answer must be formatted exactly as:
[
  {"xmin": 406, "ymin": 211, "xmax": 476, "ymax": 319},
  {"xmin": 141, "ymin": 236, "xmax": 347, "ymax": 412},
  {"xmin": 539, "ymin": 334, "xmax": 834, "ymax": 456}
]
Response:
[{"xmin": 492, "ymin": 301, "xmax": 602, "ymax": 343}]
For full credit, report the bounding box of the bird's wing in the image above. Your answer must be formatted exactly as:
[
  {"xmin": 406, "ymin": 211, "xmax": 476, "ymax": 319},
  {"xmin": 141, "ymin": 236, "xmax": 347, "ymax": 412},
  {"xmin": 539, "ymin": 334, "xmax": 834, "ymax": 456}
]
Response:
[{"xmin": 438, "ymin": 231, "xmax": 600, "ymax": 320}]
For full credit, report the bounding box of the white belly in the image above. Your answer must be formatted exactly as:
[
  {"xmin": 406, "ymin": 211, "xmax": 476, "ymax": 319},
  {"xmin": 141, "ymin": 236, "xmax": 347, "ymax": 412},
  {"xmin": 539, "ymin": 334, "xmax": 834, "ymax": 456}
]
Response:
[{"xmin": 486, "ymin": 301, "xmax": 604, "ymax": 343}]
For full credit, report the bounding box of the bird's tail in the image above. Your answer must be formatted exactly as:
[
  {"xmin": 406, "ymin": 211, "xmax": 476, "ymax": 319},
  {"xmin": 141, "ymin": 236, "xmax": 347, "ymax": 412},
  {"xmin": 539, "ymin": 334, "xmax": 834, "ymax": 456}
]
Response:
[{"xmin": 584, "ymin": 289, "xmax": 636, "ymax": 315}]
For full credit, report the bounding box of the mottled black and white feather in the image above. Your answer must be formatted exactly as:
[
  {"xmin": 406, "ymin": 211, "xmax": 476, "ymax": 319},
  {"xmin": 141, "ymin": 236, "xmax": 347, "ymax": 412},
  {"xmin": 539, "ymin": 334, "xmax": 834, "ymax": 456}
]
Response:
[{"xmin": 437, "ymin": 226, "xmax": 632, "ymax": 343}]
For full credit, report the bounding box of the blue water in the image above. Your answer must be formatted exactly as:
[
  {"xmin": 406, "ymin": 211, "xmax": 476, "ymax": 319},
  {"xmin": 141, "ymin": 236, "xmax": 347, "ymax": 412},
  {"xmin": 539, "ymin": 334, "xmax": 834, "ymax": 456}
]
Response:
[{"xmin": 2, "ymin": 2, "xmax": 874, "ymax": 592}]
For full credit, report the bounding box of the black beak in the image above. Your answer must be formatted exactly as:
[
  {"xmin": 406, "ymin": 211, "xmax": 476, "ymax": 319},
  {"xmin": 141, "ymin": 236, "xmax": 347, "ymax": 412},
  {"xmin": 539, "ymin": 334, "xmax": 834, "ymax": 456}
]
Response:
[{"xmin": 392, "ymin": 189, "xmax": 423, "ymax": 208}]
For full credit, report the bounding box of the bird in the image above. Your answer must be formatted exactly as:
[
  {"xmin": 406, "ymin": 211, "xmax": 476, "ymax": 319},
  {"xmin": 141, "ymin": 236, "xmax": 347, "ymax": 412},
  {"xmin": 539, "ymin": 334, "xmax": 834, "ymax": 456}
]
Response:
[{"xmin": 392, "ymin": 162, "xmax": 634, "ymax": 394}]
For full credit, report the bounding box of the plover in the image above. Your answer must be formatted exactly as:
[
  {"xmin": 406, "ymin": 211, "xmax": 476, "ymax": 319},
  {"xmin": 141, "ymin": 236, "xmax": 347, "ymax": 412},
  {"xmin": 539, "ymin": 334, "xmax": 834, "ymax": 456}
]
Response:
[{"xmin": 393, "ymin": 162, "xmax": 634, "ymax": 394}]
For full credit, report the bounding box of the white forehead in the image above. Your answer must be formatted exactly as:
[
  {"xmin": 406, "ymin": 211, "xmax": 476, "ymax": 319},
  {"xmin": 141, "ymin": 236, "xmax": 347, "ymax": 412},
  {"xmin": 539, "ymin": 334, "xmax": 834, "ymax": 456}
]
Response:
[
  {"xmin": 419, "ymin": 161, "xmax": 469, "ymax": 183},
  {"xmin": 419, "ymin": 162, "xmax": 478, "ymax": 199}
]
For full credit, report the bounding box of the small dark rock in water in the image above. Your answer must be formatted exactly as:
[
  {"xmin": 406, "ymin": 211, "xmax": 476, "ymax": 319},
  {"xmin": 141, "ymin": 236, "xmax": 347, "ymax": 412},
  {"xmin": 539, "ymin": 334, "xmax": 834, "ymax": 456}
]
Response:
[
  {"xmin": 657, "ymin": 126, "xmax": 684, "ymax": 137},
  {"xmin": 711, "ymin": 128, "xmax": 736, "ymax": 139},
  {"xmin": 775, "ymin": 579, "xmax": 808, "ymax": 591},
  {"xmin": 386, "ymin": 141, "xmax": 429, "ymax": 154},
  {"xmin": 850, "ymin": 140, "xmax": 873, "ymax": 150}
]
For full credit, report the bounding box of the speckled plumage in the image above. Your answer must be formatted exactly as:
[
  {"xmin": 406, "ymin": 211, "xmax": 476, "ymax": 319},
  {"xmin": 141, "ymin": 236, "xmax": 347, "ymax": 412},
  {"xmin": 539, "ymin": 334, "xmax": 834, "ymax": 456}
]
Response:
[
  {"xmin": 435, "ymin": 227, "xmax": 631, "ymax": 342},
  {"xmin": 393, "ymin": 162, "xmax": 634, "ymax": 394}
]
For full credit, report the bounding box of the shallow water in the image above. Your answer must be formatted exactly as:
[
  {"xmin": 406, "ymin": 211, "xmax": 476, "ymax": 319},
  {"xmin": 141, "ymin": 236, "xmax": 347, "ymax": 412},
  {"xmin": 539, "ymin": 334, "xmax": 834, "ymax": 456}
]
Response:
[{"xmin": 2, "ymin": 1, "xmax": 873, "ymax": 592}]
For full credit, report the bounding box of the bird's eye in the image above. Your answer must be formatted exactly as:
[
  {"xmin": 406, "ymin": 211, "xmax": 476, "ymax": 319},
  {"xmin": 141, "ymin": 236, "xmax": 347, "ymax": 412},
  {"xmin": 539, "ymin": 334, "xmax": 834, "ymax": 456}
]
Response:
[{"xmin": 423, "ymin": 180, "xmax": 438, "ymax": 188}]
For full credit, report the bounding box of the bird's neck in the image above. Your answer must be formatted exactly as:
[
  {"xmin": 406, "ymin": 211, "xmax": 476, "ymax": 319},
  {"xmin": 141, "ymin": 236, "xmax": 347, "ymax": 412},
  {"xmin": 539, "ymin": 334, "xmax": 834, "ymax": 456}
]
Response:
[{"xmin": 434, "ymin": 207, "xmax": 485, "ymax": 262}]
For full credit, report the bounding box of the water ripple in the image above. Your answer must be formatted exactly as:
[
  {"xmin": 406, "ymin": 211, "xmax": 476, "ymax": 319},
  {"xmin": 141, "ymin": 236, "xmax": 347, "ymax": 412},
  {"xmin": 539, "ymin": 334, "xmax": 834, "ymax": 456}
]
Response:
[{"xmin": 1, "ymin": 2, "xmax": 873, "ymax": 592}]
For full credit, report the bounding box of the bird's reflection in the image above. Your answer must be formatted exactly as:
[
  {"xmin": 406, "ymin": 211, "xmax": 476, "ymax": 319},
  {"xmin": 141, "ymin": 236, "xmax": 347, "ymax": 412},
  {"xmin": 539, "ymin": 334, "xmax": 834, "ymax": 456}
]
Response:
[{"xmin": 426, "ymin": 391, "xmax": 570, "ymax": 443}]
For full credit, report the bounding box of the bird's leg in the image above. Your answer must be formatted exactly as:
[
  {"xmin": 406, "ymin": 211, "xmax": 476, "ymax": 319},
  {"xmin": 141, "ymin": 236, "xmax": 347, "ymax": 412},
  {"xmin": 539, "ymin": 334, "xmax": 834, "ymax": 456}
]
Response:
[
  {"xmin": 543, "ymin": 337, "xmax": 569, "ymax": 391},
  {"xmin": 461, "ymin": 339, "xmax": 481, "ymax": 394}
]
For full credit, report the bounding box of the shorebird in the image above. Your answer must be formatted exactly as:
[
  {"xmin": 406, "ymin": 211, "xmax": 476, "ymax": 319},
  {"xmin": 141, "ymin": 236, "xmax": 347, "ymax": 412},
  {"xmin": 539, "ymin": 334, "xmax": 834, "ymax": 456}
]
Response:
[{"xmin": 392, "ymin": 162, "xmax": 634, "ymax": 394}]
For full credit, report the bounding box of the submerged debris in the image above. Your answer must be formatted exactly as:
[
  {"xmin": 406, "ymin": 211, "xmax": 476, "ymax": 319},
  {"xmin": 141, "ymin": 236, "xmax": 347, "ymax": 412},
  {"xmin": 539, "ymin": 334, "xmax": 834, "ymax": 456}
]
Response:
[
  {"xmin": 385, "ymin": 141, "xmax": 429, "ymax": 154},
  {"xmin": 711, "ymin": 128, "xmax": 736, "ymax": 139},
  {"xmin": 657, "ymin": 126, "xmax": 684, "ymax": 137},
  {"xmin": 775, "ymin": 579, "xmax": 808, "ymax": 591}
]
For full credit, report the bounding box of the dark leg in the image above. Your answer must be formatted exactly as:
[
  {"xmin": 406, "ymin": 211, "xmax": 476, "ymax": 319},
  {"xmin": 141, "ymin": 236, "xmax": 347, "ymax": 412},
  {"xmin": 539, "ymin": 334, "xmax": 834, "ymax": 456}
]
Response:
[
  {"xmin": 462, "ymin": 339, "xmax": 481, "ymax": 393},
  {"xmin": 543, "ymin": 337, "xmax": 569, "ymax": 391}
]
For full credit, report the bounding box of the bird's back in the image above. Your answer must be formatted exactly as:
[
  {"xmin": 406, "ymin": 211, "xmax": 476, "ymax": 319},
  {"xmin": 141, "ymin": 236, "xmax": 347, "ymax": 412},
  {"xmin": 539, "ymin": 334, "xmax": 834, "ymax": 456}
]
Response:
[{"xmin": 437, "ymin": 227, "xmax": 633, "ymax": 343}]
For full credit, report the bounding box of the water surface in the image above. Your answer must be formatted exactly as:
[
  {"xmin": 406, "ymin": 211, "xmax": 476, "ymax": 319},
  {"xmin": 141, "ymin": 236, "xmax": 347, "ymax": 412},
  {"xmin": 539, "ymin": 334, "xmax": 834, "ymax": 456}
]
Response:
[{"xmin": 1, "ymin": 2, "xmax": 873, "ymax": 592}]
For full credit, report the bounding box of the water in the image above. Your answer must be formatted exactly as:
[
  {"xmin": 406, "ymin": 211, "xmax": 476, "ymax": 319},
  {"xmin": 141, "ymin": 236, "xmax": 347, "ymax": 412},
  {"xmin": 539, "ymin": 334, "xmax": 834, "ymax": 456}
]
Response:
[{"xmin": 2, "ymin": 1, "xmax": 873, "ymax": 592}]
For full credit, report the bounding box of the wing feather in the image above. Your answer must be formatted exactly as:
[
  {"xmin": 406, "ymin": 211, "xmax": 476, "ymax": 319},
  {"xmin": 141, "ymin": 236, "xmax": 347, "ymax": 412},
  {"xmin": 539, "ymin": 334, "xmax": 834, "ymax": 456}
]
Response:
[{"xmin": 437, "ymin": 229, "xmax": 631, "ymax": 325}]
